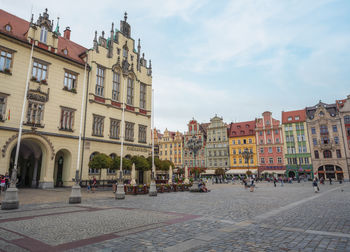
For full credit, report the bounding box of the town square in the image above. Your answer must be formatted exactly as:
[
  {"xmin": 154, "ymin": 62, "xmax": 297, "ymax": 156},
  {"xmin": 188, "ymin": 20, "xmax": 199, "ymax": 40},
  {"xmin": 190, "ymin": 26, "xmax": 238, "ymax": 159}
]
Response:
[{"xmin": 0, "ymin": 0, "xmax": 350, "ymax": 251}]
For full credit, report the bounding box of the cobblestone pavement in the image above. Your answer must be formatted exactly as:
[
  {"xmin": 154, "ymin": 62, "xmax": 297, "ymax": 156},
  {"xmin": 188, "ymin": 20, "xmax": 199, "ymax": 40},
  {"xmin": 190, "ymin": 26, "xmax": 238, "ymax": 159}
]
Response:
[{"xmin": 0, "ymin": 182, "xmax": 349, "ymax": 251}]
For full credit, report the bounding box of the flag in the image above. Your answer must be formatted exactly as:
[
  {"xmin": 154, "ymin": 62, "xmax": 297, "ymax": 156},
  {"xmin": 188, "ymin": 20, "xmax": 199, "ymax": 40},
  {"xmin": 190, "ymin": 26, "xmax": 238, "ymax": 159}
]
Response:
[{"xmin": 7, "ymin": 109, "xmax": 10, "ymax": 120}]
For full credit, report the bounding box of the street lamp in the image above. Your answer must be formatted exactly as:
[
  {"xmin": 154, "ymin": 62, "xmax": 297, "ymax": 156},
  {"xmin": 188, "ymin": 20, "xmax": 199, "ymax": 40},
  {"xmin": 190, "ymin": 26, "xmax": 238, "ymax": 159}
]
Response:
[
  {"xmin": 187, "ymin": 135, "xmax": 202, "ymax": 192},
  {"xmin": 241, "ymin": 149, "xmax": 254, "ymax": 176}
]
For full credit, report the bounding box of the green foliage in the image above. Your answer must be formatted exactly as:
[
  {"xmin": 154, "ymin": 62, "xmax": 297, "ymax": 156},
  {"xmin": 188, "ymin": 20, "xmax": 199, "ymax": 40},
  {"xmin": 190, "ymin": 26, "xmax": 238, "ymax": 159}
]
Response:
[
  {"xmin": 160, "ymin": 159, "xmax": 175, "ymax": 171},
  {"xmin": 110, "ymin": 155, "xmax": 132, "ymax": 170},
  {"xmin": 131, "ymin": 155, "xmax": 151, "ymax": 171},
  {"xmin": 246, "ymin": 170, "xmax": 252, "ymax": 176},
  {"xmin": 88, "ymin": 153, "xmax": 112, "ymax": 169},
  {"xmin": 215, "ymin": 168, "xmax": 225, "ymax": 176}
]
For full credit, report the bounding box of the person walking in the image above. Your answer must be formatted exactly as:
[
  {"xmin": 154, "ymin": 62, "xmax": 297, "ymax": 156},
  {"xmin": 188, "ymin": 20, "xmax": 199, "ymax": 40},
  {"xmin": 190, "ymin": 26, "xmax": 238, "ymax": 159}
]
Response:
[
  {"xmin": 273, "ymin": 178, "xmax": 277, "ymax": 187},
  {"xmin": 313, "ymin": 179, "xmax": 319, "ymax": 193},
  {"xmin": 92, "ymin": 176, "xmax": 97, "ymax": 193},
  {"xmin": 329, "ymin": 177, "xmax": 332, "ymax": 185}
]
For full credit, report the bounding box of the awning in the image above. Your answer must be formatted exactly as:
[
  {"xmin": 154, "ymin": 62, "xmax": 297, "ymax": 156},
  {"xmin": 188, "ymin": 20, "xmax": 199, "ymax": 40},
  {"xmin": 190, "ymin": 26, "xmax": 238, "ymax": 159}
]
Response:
[
  {"xmin": 261, "ymin": 170, "xmax": 286, "ymax": 175},
  {"xmin": 203, "ymin": 169, "xmax": 216, "ymax": 175},
  {"xmin": 226, "ymin": 169, "xmax": 258, "ymax": 174}
]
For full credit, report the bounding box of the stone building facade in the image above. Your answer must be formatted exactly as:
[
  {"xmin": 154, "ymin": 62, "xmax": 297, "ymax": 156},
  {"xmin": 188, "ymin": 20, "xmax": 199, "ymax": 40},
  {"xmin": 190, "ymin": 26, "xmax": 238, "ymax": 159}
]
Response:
[
  {"xmin": 205, "ymin": 115, "xmax": 229, "ymax": 172},
  {"xmin": 228, "ymin": 120, "xmax": 258, "ymax": 175},
  {"xmin": 337, "ymin": 95, "xmax": 350, "ymax": 179},
  {"xmin": 183, "ymin": 119, "xmax": 207, "ymax": 169},
  {"xmin": 282, "ymin": 109, "xmax": 313, "ymax": 179},
  {"xmin": 0, "ymin": 9, "xmax": 153, "ymax": 188},
  {"xmin": 158, "ymin": 129, "xmax": 183, "ymax": 168},
  {"xmin": 306, "ymin": 101, "xmax": 349, "ymax": 181},
  {"xmin": 256, "ymin": 111, "xmax": 285, "ymax": 175}
]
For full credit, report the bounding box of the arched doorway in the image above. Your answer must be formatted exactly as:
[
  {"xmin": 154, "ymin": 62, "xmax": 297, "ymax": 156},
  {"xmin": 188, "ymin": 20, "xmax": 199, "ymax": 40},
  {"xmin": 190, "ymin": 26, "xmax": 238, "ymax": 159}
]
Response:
[
  {"xmin": 9, "ymin": 139, "xmax": 43, "ymax": 188},
  {"xmin": 335, "ymin": 166, "xmax": 343, "ymax": 181},
  {"xmin": 318, "ymin": 166, "xmax": 325, "ymax": 180},
  {"xmin": 318, "ymin": 165, "xmax": 343, "ymax": 181},
  {"xmin": 53, "ymin": 149, "xmax": 72, "ymax": 187},
  {"xmin": 288, "ymin": 171, "xmax": 295, "ymax": 178}
]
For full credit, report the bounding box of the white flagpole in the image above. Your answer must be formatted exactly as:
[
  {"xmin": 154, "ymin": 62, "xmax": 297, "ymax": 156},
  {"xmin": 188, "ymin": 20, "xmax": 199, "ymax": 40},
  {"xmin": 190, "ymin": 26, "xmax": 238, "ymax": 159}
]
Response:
[
  {"xmin": 11, "ymin": 41, "xmax": 34, "ymax": 187},
  {"xmin": 120, "ymin": 76, "xmax": 127, "ymax": 174},
  {"xmin": 152, "ymin": 89, "xmax": 155, "ymax": 171},
  {"xmin": 75, "ymin": 62, "xmax": 87, "ymax": 181}
]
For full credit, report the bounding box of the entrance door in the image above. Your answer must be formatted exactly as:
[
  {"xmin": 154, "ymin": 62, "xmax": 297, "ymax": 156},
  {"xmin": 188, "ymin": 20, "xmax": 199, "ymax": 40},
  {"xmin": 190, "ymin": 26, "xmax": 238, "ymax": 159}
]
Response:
[
  {"xmin": 56, "ymin": 156, "xmax": 64, "ymax": 187},
  {"xmin": 138, "ymin": 171, "xmax": 144, "ymax": 185}
]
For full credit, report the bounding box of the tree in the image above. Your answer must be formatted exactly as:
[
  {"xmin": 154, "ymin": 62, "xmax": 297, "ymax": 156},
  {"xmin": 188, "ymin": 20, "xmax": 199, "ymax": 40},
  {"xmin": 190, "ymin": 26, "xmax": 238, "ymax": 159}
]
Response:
[
  {"xmin": 246, "ymin": 170, "xmax": 252, "ymax": 176},
  {"xmin": 146, "ymin": 156, "xmax": 162, "ymax": 170},
  {"xmin": 88, "ymin": 153, "xmax": 112, "ymax": 170},
  {"xmin": 215, "ymin": 168, "xmax": 225, "ymax": 176},
  {"xmin": 110, "ymin": 156, "xmax": 132, "ymax": 171},
  {"xmin": 131, "ymin": 155, "xmax": 151, "ymax": 171},
  {"xmin": 160, "ymin": 160, "xmax": 175, "ymax": 171}
]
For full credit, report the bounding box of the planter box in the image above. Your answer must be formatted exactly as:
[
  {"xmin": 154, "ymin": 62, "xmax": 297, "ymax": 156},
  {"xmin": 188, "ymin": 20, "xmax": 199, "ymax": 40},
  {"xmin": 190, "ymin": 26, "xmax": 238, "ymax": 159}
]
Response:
[
  {"xmin": 164, "ymin": 186, "xmax": 171, "ymax": 192},
  {"xmin": 136, "ymin": 186, "xmax": 148, "ymax": 194},
  {"xmin": 125, "ymin": 185, "xmax": 136, "ymax": 195},
  {"xmin": 156, "ymin": 185, "xmax": 164, "ymax": 193}
]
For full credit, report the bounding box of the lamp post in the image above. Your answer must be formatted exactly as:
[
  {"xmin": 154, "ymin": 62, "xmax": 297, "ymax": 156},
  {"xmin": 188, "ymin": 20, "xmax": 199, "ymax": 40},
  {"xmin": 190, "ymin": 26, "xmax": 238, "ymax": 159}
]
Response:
[
  {"xmin": 149, "ymin": 89, "xmax": 157, "ymax": 196},
  {"xmin": 241, "ymin": 149, "xmax": 254, "ymax": 176},
  {"xmin": 188, "ymin": 135, "xmax": 202, "ymax": 192}
]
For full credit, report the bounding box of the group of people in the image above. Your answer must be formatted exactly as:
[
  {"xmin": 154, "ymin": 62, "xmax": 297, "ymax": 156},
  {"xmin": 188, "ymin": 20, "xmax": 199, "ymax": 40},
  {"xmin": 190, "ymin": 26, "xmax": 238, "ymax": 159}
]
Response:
[{"xmin": 86, "ymin": 176, "xmax": 97, "ymax": 193}]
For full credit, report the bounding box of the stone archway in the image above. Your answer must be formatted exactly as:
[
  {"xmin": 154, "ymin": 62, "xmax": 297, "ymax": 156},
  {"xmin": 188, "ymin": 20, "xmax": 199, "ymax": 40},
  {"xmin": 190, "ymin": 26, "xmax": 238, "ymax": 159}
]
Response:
[
  {"xmin": 9, "ymin": 139, "xmax": 43, "ymax": 188},
  {"xmin": 288, "ymin": 171, "xmax": 295, "ymax": 178},
  {"xmin": 53, "ymin": 149, "xmax": 72, "ymax": 187}
]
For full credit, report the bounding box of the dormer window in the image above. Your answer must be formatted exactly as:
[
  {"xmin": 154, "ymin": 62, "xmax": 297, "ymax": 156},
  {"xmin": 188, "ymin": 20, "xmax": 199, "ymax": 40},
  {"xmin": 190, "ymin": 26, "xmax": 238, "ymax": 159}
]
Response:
[
  {"xmin": 5, "ymin": 24, "xmax": 11, "ymax": 32},
  {"xmin": 63, "ymin": 49, "xmax": 68, "ymax": 55},
  {"xmin": 40, "ymin": 27, "xmax": 48, "ymax": 44},
  {"xmin": 319, "ymin": 111, "xmax": 324, "ymax": 117},
  {"xmin": 288, "ymin": 117, "xmax": 292, "ymax": 121}
]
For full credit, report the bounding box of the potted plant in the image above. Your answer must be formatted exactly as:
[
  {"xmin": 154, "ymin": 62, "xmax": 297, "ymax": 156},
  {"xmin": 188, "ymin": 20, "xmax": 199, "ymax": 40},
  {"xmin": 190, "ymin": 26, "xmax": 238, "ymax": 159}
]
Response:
[
  {"xmin": 31, "ymin": 76, "xmax": 37, "ymax": 82},
  {"xmin": 4, "ymin": 68, "xmax": 11, "ymax": 74},
  {"xmin": 71, "ymin": 88, "xmax": 77, "ymax": 93},
  {"xmin": 40, "ymin": 79, "xmax": 47, "ymax": 84}
]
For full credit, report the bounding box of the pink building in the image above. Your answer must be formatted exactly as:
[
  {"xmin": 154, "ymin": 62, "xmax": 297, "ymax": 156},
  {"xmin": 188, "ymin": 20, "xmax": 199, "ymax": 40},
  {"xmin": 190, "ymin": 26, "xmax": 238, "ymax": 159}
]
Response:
[{"xmin": 256, "ymin": 111, "xmax": 285, "ymax": 175}]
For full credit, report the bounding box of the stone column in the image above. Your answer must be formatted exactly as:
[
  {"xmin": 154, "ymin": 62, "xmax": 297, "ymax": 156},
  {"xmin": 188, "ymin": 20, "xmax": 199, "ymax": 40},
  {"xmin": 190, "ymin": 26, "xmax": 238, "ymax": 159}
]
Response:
[{"xmin": 31, "ymin": 158, "xmax": 39, "ymax": 188}]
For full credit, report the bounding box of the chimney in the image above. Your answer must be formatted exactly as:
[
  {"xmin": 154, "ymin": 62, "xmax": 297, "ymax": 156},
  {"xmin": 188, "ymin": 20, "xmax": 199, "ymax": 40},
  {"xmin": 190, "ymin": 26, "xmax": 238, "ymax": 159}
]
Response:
[{"xmin": 64, "ymin": 27, "xmax": 71, "ymax": 40}]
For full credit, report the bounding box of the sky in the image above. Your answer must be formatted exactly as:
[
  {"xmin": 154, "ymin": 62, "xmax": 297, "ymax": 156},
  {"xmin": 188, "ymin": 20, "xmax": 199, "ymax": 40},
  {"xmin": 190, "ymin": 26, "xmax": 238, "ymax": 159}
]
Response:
[{"xmin": 2, "ymin": 0, "xmax": 350, "ymax": 133}]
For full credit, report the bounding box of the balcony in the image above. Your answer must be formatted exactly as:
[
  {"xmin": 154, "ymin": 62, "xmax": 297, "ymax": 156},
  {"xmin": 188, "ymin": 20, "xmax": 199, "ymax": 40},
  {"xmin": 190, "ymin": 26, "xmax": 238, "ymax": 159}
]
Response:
[{"xmin": 318, "ymin": 140, "xmax": 334, "ymax": 150}]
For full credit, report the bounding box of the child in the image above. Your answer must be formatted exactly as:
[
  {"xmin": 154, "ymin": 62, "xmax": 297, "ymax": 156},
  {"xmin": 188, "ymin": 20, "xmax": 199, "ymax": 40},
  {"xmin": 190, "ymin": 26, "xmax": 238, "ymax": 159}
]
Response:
[{"xmin": 87, "ymin": 181, "xmax": 91, "ymax": 193}]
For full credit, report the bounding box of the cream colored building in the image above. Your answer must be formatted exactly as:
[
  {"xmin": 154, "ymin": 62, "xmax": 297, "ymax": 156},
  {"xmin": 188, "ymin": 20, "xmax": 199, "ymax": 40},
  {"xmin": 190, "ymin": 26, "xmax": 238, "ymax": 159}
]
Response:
[
  {"xmin": 159, "ymin": 129, "xmax": 183, "ymax": 168},
  {"xmin": 306, "ymin": 101, "xmax": 349, "ymax": 181},
  {"xmin": 0, "ymin": 9, "xmax": 153, "ymax": 188}
]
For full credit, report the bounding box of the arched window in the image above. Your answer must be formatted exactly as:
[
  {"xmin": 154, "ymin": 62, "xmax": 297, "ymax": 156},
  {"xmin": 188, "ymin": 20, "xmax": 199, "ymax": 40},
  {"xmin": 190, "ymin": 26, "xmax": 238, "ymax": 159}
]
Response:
[
  {"xmin": 314, "ymin": 150, "xmax": 319, "ymax": 159},
  {"xmin": 89, "ymin": 151, "xmax": 100, "ymax": 174},
  {"xmin": 323, "ymin": 150, "xmax": 332, "ymax": 158}
]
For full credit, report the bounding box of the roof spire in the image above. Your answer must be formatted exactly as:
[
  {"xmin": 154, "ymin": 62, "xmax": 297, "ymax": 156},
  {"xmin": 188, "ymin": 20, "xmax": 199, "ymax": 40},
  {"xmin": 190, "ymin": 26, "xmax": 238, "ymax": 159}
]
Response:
[
  {"xmin": 54, "ymin": 17, "xmax": 60, "ymax": 35},
  {"xmin": 124, "ymin": 12, "xmax": 128, "ymax": 22}
]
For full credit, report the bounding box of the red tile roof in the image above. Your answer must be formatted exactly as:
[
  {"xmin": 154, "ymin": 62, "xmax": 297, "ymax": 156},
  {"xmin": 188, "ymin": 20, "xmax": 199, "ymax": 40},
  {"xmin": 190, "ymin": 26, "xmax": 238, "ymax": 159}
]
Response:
[
  {"xmin": 0, "ymin": 9, "xmax": 86, "ymax": 65},
  {"xmin": 281, "ymin": 109, "xmax": 306, "ymax": 124},
  {"xmin": 228, "ymin": 120, "xmax": 255, "ymax": 138}
]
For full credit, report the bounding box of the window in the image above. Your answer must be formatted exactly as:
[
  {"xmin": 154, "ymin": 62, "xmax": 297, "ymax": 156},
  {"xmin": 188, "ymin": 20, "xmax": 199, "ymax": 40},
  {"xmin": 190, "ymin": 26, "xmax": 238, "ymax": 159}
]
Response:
[
  {"xmin": 26, "ymin": 101, "xmax": 44, "ymax": 125},
  {"xmin": 311, "ymin": 127, "xmax": 316, "ymax": 134},
  {"xmin": 95, "ymin": 66, "xmax": 104, "ymax": 96},
  {"xmin": 275, "ymin": 130, "xmax": 278, "ymax": 134},
  {"xmin": 314, "ymin": 150, "xmax": 319, "ymax": 159},
  {"xmin": 140, "ymin": 83, "xmax": 146, "ymax": 109},
  {"xmin": 249, "ymin": 139, "xmax": 252, "ymax": 144},
  {"xmin": 32, "ymin": 60, "xmax": 48, "ymax": 81},
  {"xmin": 277, "ymin": 157, "xmax": 282, "ymax": 164},
  {"xmin": 0, "ymin": 94, "xmax": 8, "ymax": 121},
  {"xmin": 268, "ymin": 139, "xmax": 271, "ymax": 144},
  {"xmin": 243, "ymin": 139, "xmax": 246, "ymax": 144},
  {"xmin": 110, "ymin": 119, "xmax": 120, "ymax": 139},
  {"xmin": 232, "ymin": 140, "xmax": 235, "ymax": 145},
  {"xmin": 323, "ymin": 150, "xmax": 332, "ymax": 158},
  {"xmin": 288, "ymin": 117, "xmax": 292, "ymax": 121},
  {"xmin": 60, "ymin": 107, "xmax": 74, "ymax": 131},
  {"xmin": 332, "ymin": 125, "xmax": 337, "ymax": 132},
  {"xmin": 237, "ymin": 140, "xmax": 241, "ymax": 144},
  {"xmin": 295, "ymin": 116, "xmax": 300, "ymax": 120},
  {"xmin": 304, "ymin": 157, "xmax": 309, "ymax": 164},
  {"xmin": 320, "ymin": 125, "xmax": 328, "ymax": 134},
  {"xmin": 261, "ymin": 157, "xmax": 265, "ymax": 164},
  {"xmin": 125, "ymin": 122, "xmax": 134, "ymax": 141},
  {"xmin": 334, "ymin": 136, "xmax": 339, "ymax": 144},
  {"xmin": 233, "ymin": 158, "xmax": 236, "ymax": 164},
  {"xmin": 268, "ymin": 147, "xmax": 272, "ymax": 153},
  {"xmin": 0, "ymin": 48, "xmax": 12, "ymax": 71},
  {"xmin": 299, "ymin": 157, "xmax": 303, "ymax": 164},
  {"xmin": 259, "ymin": 131, "xmax": 263, "ymax": 136},
  {"xmin": 5, "ymin": 24, "xmax": 11, "ymax": 32},
  {"xmin": 64, "ymin": 71, "xmax": 77, "ymax": 91},
  {"xmin": 276, "ymin": 138, "xmax": 280, "ymax": 143},
  {"xmin": 321, "ymin": 136, "xmax": 329, "ymax": 144},
  {"xmin": 127, "ymin": 78, "xmax": 134, "ymax": 105},
  {"xmin": 92, "ymin": 115, "xmax": 104, "ymax": 136},
  {"xmin": 269, "ymin": 158, "xmax": 273, "ymax": 164},
  {"xmin": 89, "ymin": 152, "xmax": 100, "ymax": 174},
  {"xmin": 40, "ymin": 27, "xmax": 48, "ymax": 43},
  {"xmin": 123, "ymin": 47, "xmax": 128, "ymax": 58},
  {"xmin": 138, "ymin": 125, "xmax": 147, "ymax": 143},
  {"xmin": 277, "ymin": 147, "xmax": 281, "ymax": 153},
  {"xmin": 313, "ymin": 138, "xmax": 317, "ymax": 146},
  {"xmin": 112, "ymin": 72, "xmax": 120, "ymax": 101},
  {"xmin": 344, "ymin": 115, "xmax": 350, "ymax": 124},
  {"xmin": 336, "ymin": 149, "xmax": 342, "ymax": 158},
  {"xmin": 260, "ymin": 139, "xmax": 263, "ymax": 144},
  {"xmin": 260, "ymin": 148, "xmax": 264, "ymax": 154},
  {"xmin": 267, "ymin": 130, "xmax": 271, "ymax": 135},
  {"xmin": 239, "ymin": 158, "xmax": 242, "ymax": 164},
  {"xmin": 233, "ymin": 149, "xmax": 236, "ymax": 154}
]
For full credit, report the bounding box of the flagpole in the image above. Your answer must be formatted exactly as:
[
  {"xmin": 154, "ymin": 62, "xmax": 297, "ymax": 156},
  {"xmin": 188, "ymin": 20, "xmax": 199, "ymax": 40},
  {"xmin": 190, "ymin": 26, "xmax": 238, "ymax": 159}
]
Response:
[
  {"xmin": 2, "ymin": 41, "xmax": 34, "ymax": 210},
  {"xmin": 149, "ymin": 88, "xmax": 157, "ymax": 196},
  {"xmin": 116, "ymin": 73, "xmax": 127, "ymax": 200},
  {"xmin": 69, "ymin": 59, "xmax": 87, "ymax": 204}
]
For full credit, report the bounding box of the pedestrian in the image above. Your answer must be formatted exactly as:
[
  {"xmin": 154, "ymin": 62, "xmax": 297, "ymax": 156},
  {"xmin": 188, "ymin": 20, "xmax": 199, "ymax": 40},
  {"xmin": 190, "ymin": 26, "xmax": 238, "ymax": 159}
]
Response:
[
  {"xmin": 87, "ymin": 181, "xmax": 91, "ymax": 193},
  {"xmin": 313, "ymin": 179, "xmax": 319, "ymax": 193},
  {"xmin": 273, "ymin": 178, "xmax": 277, "ymax": 187},
  {"xmin": 92, "ymin": 176, "xmax": 97, "ymax": 193},
  {"xmin": 5, "ymin": 172, "xmax": 10, "ymax": 190},
  {"xmin": 329, "ymin": 177, "xmax": 332, "ymax": 185},
  {"xmin": 250, "ymin": 179, "xmax": 255, "ymax": 192},
  {"xmin": 0, "ymin": 176, "xmax": 6, "ymax": 192},
  {"xmin": 280, "ymin": 177, "xmax": 284, "ymax": 187}
]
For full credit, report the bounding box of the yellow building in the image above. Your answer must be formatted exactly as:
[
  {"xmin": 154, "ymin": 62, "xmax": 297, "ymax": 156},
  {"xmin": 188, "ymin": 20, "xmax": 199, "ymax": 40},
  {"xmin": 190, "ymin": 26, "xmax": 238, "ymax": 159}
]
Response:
[
  {"xmin": 228, "ymin": 121, "xmax": 258, "ymax": 175},
  {"xmin": 159, "ymin": 129, "xmax": 183, "ymax": 168},
  {"xmin": 0, "ymin": 9, "xmax": 153, "ymax": 187}
]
